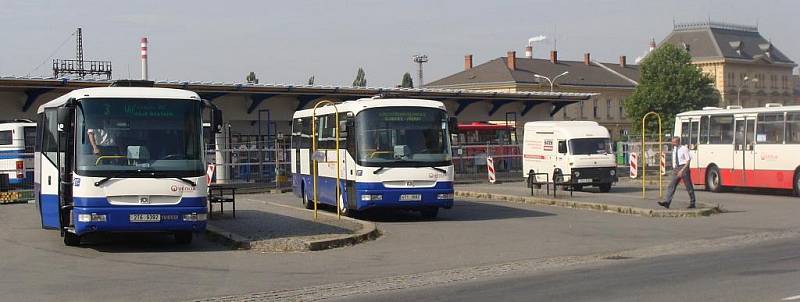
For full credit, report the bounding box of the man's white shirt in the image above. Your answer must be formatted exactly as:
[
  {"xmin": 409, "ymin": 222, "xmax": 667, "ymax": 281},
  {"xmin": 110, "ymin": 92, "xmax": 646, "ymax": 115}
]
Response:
[{"xmin": 672, "ymin": 145, "xmax": 691, "ymax": 168}]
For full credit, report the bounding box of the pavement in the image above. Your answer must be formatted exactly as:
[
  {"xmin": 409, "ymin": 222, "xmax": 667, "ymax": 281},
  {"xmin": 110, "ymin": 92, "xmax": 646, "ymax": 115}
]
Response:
[
  {"xmin": 1, "ymin": 186, "xmax": 800, "ymax": 301},
  {"xmin": 456, "ymin": 178, "xmax": 721, "ymax": 217},
  {"xmin": 205, "ymin": 195, "xmax": 377, "ymax": 252}
]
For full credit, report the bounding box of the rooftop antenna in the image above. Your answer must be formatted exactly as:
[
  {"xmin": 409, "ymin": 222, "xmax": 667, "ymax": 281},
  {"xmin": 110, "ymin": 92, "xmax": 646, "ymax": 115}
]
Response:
[
  {"xmin": 53, "ymin": 27, "xmax": 112, "ymax": 79},
  {"xmin": 412, "ymin": 54, "xmax": 429, "ymax": 87}
]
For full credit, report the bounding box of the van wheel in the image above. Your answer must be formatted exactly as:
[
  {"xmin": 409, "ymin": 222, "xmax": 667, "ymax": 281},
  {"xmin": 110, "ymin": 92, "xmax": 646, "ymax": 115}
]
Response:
[
  {"xmin": 573, "ymin": 185, "xmax": 583, "ymax": 191},
  {"xmin": 63, "ymin": 232, "xmax": 81, "ymax": 246},
  {"xmin": 598, "ymin": 183, "xmax": 612, "ymax": 193},
  {"xmin": 553, "ymin": 170, "xmax": 566, "ymax": 191},
  {"xmin": 706, "ymin": 166, "xmax": 723, "ymax": 193}
]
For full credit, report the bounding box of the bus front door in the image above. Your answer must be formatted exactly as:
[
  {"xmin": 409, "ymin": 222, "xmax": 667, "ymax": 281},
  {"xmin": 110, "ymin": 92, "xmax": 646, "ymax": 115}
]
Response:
[{"xmin": 733, "ymin": 116, "xmax": 756, "ymax": 186}]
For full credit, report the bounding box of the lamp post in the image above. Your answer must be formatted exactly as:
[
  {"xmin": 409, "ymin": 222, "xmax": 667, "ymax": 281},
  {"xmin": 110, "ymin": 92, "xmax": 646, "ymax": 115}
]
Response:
[
  {"xmin": 534, "ymin": 71, "xmax": 569, "ymax": 92},
  {"xmin": 736, "ymin": 76, "xmax": 758, "ymax": 107}
]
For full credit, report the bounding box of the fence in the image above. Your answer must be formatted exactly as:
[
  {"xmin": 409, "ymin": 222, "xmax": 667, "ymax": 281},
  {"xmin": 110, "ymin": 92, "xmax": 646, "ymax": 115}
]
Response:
[
  {"xmin": 452, "ymin": 144, "xmax": 523, "ymax": 183},
  {"xmin": 615, "ymin": 141, "xmax": 675, "ymax": 176},
  {"xmin": 206, "ymin": 135, "xmax": 292, "ymax": 189}
]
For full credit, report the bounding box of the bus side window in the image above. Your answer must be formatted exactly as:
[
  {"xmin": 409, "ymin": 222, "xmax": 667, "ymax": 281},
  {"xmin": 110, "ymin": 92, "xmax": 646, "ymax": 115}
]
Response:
[
  {"xmin": 0, "ymin": 130, "xmax": 11, "ymax": 145},
  {"xmin": 699, "ymin": 116, "xmax": 709, "ymax": 145},
  {"xmin": 690, "ymin": 120, "xmax": 699, "ymax": 149},
  {"xmin": 680, "ymin": 121, "xmax": 690, "ymax": 147},
  {"xmin": 786, "ymin": 112, "xmax": 800, "ymax": 143},
  {"xmin": 709, "ymin": 115, "xmax": 734, "ymax": 144}
]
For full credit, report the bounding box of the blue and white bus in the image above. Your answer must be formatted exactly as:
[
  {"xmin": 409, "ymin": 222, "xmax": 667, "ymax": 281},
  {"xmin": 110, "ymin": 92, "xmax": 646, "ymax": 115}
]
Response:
[
  {"xmin": 291, "ymin": 98, "xmax": 457, "ymax": 218},
  {"xmin": 0, "ymin": 120, "xmax": 36, "ymax": 188},
  {"xmin": 35, "ymin": 84, "xmax": 222, "ymax": 246}
]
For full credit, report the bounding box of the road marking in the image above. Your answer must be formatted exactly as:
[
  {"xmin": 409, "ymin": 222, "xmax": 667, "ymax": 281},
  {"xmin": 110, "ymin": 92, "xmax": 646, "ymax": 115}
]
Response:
[{"xmin": 782, "ymin": 294, "xmax": 800, "ymax": 301}]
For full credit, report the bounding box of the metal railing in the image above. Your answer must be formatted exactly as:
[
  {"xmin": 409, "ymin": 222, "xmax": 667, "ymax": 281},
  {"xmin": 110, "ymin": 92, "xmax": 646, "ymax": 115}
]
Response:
[{"xmin": 451, "ymin": 144, "xmax": 523, "ymax": 183}]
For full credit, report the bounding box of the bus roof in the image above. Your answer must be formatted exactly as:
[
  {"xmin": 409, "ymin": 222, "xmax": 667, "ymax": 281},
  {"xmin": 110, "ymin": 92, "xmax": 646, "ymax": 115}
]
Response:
[
  {"xmin": 292, "ymin": 97, "xmax": 446, "ymax": 118},
  {"xmin": 37, "ymin": 87, "xmax": 201, "ymax": 113},
  {"xmin": 677, "ymin": 105, "xmax": 800, "ymax": 117},
  {"xmin": 458, "ymin": 122, "xmax": 514, "ymax": 131}
]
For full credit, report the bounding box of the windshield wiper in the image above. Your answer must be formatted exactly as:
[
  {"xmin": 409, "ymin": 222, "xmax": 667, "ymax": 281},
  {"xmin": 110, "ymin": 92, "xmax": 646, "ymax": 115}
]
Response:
[
  {"xmin": 174, "ymin": 177, "xmax": 197, "ymax": 187},
  {"xmin": 94, "ymin": 173, "xmax": 129, "ymax": 187},
  {"xmin": 429, "ymin": 166, "xmax": 447, "ymax": 174},
  {"xmin": 373, "ymin": 167, "xmax": 386, "ymax": 174}
]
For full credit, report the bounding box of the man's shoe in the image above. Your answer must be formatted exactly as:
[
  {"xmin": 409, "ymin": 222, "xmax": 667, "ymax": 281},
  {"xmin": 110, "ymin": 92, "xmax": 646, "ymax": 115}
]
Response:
[
  {"xmin": 657, "ymin": 201, "xmax": 670, "ymax": 209},
  {"xmin": 687, "ymin": 205, "xmax": 696, "ymax": 209}
]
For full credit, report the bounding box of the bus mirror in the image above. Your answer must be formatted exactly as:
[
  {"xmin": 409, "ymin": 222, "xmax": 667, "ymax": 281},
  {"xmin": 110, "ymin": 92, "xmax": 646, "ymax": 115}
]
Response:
[
  {"xmin": 56, "ymin": 107, "xmax": 75, "ymax": 132},
  {"xmin": 211, "ymin": 108, "xmax": 223, "ymax": 133},
  {"xmin": 557, "ymin": 141, "xmax": 567, "ymax": 154},
  {"xmin": 339, "ymin": 120, "xmax": 349, "ymax": 138},
  {"xmin": 448, "ymin": 117, "xmax": 458, "ymax": 134}
]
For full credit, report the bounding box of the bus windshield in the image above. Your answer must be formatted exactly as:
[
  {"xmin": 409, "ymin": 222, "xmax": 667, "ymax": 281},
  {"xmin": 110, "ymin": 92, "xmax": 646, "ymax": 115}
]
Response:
[
  {"xmin": 569, "ymin": 138, "xmax": 611, "ymax": 155},
  {"xmin": 356, "ymin": 107, "xmax": 452, "ymax": 167},
  {"xmin": 75, "ymin": 98, "xmax": 203, "ymax": 177}
]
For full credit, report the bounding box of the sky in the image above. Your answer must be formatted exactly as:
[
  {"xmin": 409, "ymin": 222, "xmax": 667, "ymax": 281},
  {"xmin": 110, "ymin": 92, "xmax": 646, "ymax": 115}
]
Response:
[{"xmin": 0, "ymin": 0, "xmax": 797, "ymax": 87}]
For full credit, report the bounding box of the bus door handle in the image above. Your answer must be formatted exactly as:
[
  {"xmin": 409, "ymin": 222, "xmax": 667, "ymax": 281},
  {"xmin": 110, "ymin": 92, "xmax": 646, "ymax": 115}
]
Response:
[{"xmin": 48, "ymin": 176, "xmax": 51, "ymax": 185}]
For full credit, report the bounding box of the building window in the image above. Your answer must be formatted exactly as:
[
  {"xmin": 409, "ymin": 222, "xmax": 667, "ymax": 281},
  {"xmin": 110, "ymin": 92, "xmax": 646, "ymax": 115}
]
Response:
[
  {"xmin": 770, "ymin": 74, "xmax": 778, "ymax": 89},
  {"xmin": 592, "ymin": 99, "xmax": 598, "ymax": 118},
  {"xmin": 606, "ymin": 99, "xmax": 612, "ymax": 119},
  {"xmin": 741, "ymin": 73, "xmax": 749, "ymax": 88},
  {"xmin": 755, "ymin": 73, "xmax": 765, "ymax": 89},
  {"xmin": 727, "ymin": 72, "xmax": 736, "ymax": 87},
  {"xmin": 619, "ymin": 99, "xmax": 625, "ymax": 118},
  {"xmin": 580, "ymin": 101, "xmax": 585, "ymax": 118},
  {"xmin": 783, "ymin": 75, "xmax": 789, "ymax": 90}
]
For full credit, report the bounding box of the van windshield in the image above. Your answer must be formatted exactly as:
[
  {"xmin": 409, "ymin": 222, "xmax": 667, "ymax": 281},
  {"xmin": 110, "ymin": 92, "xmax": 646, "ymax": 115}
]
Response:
[{"xmin": 569, "ymin": 138, "xmax": 611, "ymax": 155}]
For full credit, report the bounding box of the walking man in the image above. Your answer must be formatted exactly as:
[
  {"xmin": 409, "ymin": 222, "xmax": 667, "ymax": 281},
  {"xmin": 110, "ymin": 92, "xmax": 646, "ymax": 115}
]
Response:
[{"xmin": 658, "ymin": 137, "xmax": 696, "ymax": 209}]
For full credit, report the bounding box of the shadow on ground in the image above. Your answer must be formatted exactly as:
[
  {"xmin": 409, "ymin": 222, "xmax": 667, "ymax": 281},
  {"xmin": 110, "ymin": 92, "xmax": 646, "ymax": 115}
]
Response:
[
  {"xmin": 209, "ymin": 209, "xmax": 354, "ymax": 241},
  {"xmin": 82, "ymin": 232, "xmax": 231, "ymax": 253},
  {"xmin": 337, "ymin": 200, "xmax": 556, "ymax": 223}
]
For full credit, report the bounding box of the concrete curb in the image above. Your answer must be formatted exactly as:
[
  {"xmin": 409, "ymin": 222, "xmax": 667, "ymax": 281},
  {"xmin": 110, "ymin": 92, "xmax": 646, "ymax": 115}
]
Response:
[
  {"xmin": 205, "ymin": 224, "xmax": 252, "ymax": 250},
  {"xmin": 204, "ymin": 201, "xmax": 380, "ymax": 251},
  {"xmin": 455, "ymin": 191, "xmax": 722, "ymax": 218},
  {"xmin": 264, "ymin": 201, "xmax": 381, "ymax": 251}
]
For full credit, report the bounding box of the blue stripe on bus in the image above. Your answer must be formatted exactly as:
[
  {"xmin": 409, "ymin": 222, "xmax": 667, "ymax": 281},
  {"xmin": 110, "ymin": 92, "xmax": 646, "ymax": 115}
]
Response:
[
  {"xmin": 292, "ymin": 174, "xmax": 453, "ymax": 211},
  {"xmin": 38, "ymin": 194, "xmax": 207, "ymax": 234},
  {"xmin": 0, "ymin": 149, "xmax": 32, "ymax": 159}
]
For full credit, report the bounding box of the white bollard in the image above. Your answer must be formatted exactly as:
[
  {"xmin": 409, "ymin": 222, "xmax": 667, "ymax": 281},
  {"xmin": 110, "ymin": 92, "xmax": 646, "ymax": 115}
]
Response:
[{"xmin": 629, "ymin": 152, "xmax": 638, "ymax": 179}]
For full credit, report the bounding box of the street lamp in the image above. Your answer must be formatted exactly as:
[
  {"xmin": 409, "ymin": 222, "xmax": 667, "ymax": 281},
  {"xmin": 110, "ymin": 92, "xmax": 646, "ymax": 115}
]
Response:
[
  {"xmin": 534, "ymin": 71, "xmax": 569, "ymax": 92},
  {"xmin": 736, "ymin": 76, "xmax": 759, "ymax": 107}
]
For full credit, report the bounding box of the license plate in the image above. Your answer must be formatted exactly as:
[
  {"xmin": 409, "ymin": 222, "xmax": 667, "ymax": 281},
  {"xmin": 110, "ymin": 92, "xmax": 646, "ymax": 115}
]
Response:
[
  {"xmin": 130, "ymin": 214, "xmax": 161, "ymax": 222},
  {"xmin": 577, "ymin": 178, "xmax": 593, "ymax": 183},
  {"xmin": 399, "ymin": 194, "xmax": 422, "ymax": 201}
]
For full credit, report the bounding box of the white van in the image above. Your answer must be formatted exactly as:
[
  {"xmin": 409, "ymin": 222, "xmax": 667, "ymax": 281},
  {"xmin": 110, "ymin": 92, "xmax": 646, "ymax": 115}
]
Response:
[{"xmin": 522, "ymin": 121, "xmax": 617, "ymax": 192}]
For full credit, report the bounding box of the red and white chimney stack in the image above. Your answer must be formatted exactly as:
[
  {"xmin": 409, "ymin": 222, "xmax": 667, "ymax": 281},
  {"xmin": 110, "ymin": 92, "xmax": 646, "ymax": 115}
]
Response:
[{"xmin": 140, "ymin": 37, "xmax": 148, "ymax": 80}]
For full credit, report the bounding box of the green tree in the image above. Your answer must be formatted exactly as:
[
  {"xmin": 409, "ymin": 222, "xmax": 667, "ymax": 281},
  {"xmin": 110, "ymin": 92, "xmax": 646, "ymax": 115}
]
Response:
[
  {"xmin": 624, "ymin": 44, "xmax": 718, "ymax": 135},
  {"xmin": 352, "ymin": 67, "xmax": 367, "ymax": 87},
  {"xmin": 246, "ymin": 71, "xmax": 259, "ymax": 84},
  {"xmin": 307, "ymin": 75, "xmax": 315, "ymax": 85},
  {"xmin": 400, "ymin": 72, "xmax": 414, "ymax": 88}
]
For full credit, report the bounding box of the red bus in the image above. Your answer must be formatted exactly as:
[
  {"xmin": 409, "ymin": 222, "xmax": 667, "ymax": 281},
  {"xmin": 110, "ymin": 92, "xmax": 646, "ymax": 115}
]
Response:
[{"xmin": 452, "ymin": 122, "xmax": 520, "ymax": 172}]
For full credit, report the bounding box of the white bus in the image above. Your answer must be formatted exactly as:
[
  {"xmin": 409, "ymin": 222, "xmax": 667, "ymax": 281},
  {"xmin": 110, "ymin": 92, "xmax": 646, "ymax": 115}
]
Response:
[
  {"xmin": 0, "ymin": 120, "xmax": 36, "ymax": 188},
  {"xmin": 522, "ymin": 121, "xmax": 617, "ymax": 192},
  {"xmin": 674, "ymin": 104, "xmax": 800, "ymax": 195},
  {"xmin": 291, "ymin": 98, "xmax": 457, "ymax": 218},
  {"xmin": 35, "ymin": 84, "xmax": 222, "ymax": 245}
]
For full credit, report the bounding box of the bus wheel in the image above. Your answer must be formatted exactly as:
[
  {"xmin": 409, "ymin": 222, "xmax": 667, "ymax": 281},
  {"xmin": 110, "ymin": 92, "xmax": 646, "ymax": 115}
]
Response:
[
  {"xmin": 63, "ymin": 232, "xmax": 81, "ymax": 246},
  {"xmin": 793, "ymin": 171, "xmax": 800, "ymax": 197},
  {"xmin": 420, "ymin": 207, "xmax": 439, "ymax": 219},
  {"xmin": 706, "ymin": 166, "xmax": 723, "ymax": 193},
  {"xmin": 302, "ymin": 187, "xmax": 314, "ymax": 209},
  {"xmin": 598, "ymin": 183, "xmax": 612, "ymax": 193},
  {"xmin": 338, "ymin": 195, "xmax": 349, "ymax": 216},
  {"xmin": 175, "ymin": 231, "xmax": 193, "ymax": 244}
]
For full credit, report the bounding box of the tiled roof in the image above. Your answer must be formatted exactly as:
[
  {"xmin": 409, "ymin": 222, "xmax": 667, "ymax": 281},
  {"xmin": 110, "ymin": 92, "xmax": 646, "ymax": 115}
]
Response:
[{"xmin": 660, "ymin": 22, "xmax": 795, "ymax": 64}]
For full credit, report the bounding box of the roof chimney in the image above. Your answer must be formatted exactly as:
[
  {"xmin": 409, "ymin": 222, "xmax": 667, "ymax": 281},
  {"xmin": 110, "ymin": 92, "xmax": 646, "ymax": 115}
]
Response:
[
  {"xmin": 550, "ymin": 50, "xmax": 558, "ymax": 64},
  {"xmin": 649, "ymin": 38, "xmax": 656, "ymax": 51},
  {"xmin": 584, "ymin": 53, "xmax": 591, "ymax": 65},
  {"xmin": 525, "ymin": 46, "xmax": 533, "ymax": 59},
  {"xmin": 464, "ymin": 54, "xmax": 473, "ymax": 70},
  {"xmin": 507, "ymin": 51, "xmax": 516, "ymax": 70},
  {"xmin": 619, "ymin": 55, "xmax": 627, "ymax": 67}
]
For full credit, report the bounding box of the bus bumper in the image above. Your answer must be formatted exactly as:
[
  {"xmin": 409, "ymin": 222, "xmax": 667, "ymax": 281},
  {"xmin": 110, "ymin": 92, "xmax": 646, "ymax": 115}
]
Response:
[
  {"xmin": 71, "ymin": 206, "xmax": 207, "ymax": 235},
  {"xmin": 354, "ymin": 181, "xmax": 454, "ymax": 211}
]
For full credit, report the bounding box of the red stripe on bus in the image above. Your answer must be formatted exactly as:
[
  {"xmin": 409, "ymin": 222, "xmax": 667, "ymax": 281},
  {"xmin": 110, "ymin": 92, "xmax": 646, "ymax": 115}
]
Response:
[{"xmin": 690, "ymin": 167, "xmax": 795, "ymax": 189}]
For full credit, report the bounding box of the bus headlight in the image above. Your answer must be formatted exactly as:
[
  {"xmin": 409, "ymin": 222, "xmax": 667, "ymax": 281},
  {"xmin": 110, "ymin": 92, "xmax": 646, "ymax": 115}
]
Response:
[
  {"xmin": 609, "ymin": 169, "xmax": 616, "ymax": 176},
  {"xmin": 183, "ymin": 213, "xmax": 207, "ymax": 222},
  {"xmin": 437, "ymin": 193, "xmax": 454, "ymax": 200},
  {"xmin": 574, "ymin": 171, "xmax": 581, "ymax": 177},
  {"xmin": 361, "ymin": 194, "xmax": 382, "ymax": 201},
  {"xmin": 78, "ymin": 213, "xmax": 107, "ymax": 222}
]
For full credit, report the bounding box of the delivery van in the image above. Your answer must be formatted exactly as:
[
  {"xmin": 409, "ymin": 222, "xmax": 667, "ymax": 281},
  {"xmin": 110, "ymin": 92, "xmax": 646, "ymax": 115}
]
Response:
[{"xmin": 522, "ymin": 121, "xmax": 617, "ymax": 192}]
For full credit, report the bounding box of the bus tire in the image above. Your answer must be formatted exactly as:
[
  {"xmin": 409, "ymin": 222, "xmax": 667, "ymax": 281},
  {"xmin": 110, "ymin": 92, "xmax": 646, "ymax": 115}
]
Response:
[
  {"xmin": 793, "ymin": 169, "xmax": 800, "ymax": 197},
  {"xmin": 706, "ymin": 166, "xmax": 723, "ymax": 193},
  {"xmin": 174, "ymin": 231, "xmax": 193, "ymax": 245},
  {"xmin": 302, "ymin": 186, "xmax": 314, "ymax": 209},
  {"xmin": 63, "ymin": 232, "xmax": 81, "ymax": 246},
  {"xmin": 420, "ymin": 207, "xmax": 439, "ymax": 219},
  {"xmin": 598, "ymin": 183, "xmax": 612, "ymax": 193}
]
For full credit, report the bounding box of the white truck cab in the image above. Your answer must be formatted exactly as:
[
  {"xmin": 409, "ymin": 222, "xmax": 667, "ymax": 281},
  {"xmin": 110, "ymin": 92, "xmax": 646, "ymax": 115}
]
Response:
[{"xmin": 522, "ymin": 121, "xmax": 617, "ymax": 192}]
